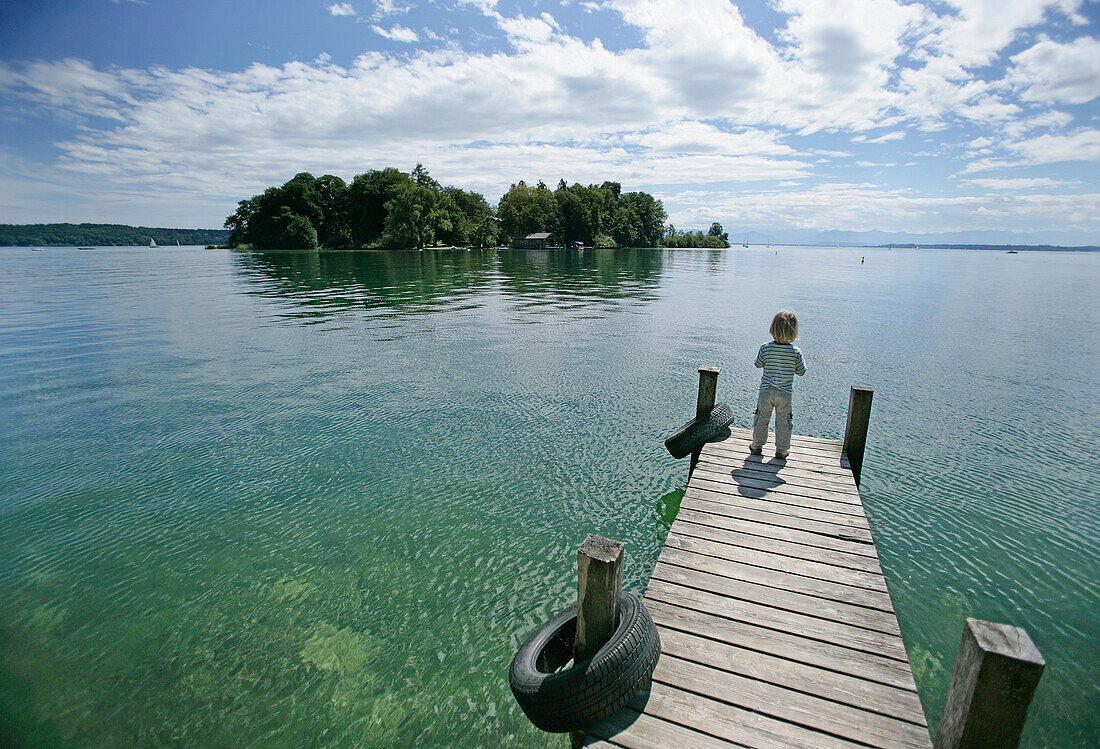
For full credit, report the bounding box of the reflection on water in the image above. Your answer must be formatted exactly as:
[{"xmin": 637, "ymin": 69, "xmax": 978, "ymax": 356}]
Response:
[
  {"xmin": 0, "ymin": 246, "xmax": 1097, "ymax": 747},
  {"xmin": 234, "ymin": 248, "xmax": 665, "ymax": 326}
]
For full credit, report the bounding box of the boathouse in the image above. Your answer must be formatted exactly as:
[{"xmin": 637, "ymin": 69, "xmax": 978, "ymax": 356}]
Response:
[{"xmin": 513, "ymin": 232, "xmax": 557, "ymax": 249}]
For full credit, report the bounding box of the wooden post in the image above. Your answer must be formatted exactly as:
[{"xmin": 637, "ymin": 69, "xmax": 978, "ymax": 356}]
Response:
[
  {"xmin": 843, "ymin": 385, "xmax": 873, "ymax": 486},
  {"xmin": 689, "ymin": 366, "xmax": 720, "ymax": 477},
  {"xmin": 934, "ymin": 618, "xmax": 1045, "ymax": 749},
  {"xmin": 571, "ymin": 535, "xmax": 624, "ymax": 748}
]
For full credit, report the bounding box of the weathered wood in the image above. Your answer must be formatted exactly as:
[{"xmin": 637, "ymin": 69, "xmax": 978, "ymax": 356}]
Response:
[
  {"xmin": 843, "ymin": 385, "xmax": 874, "ymax": 486},
  {"xmin": 674, "ymin": 507, "xmax": 881, "ymax": 559},
  {"xmin": 688, "ymin": 468, "xmax": 866, "ymax": 513},
  {"xmin": 681, "ymin": 490, "xmax": 875, "ymax": 542},
  {"xmin": 713, "ymin": 431, "xmax": 846, "ymax": 454},
  {"xmin": 696, "ymin": 454, "xmax": 861, "ymax": 488},
  {"xmin": 644, "ymin": 598, "xmax": 918, "ymax": 690},
  {"xmin": 934, "ymin": 618, "xmax": 1045, "ymax": 749},
  {"xmin": 687, "ymin": 475, "xmax": 865, "ymax": 516},
  {"xmin": 586, "ymin": 395, "xmax": 932, "ymax": 747},
  {"xmin": 662, "ymin": 532, "xmax": 890, "ymax": 593},
  {"xmin": 625, "ymin": 680, "xmax": 870, "ymax": 749},
  {"xmin": 575, "ymin": 535, "xmax": 626, "ymax": 662},
  {"xmin": 651, "ymin": 558, "xmax": 902, "ymax": 635},
  {"xmin": 655, "ymin": 626, "xmax": 926, "ymax": 728},
  {"xmin": 644, "ymin": 577, "xmax": 913, "ymax": 664},
  {"xmin": 671, "ymin": 515, "xmax": 886, "ymax": 573},
  {"xmin": 651, "ymin": 652, "xmax": 931, "ymax": 748},
  {"xmin": 691, "ymin": 463, "xmax": 863, "ymax": 500},
  {"xmin": 689, "ymin": 366, "xmax": 720, "ymax": 477},
  {"xmin": 699, "ymin": 450, "xmax": 853, "ymax": 479},
  {"xmin": 657, "ymin": 545, "xmax": 897, "ymax": 614},
  {"xmin": 585, "ymin": 706, "xmax": 734, "ymax": 749},
  {"xmin": 573, "ymin": 535, "xmax": 626, "ymax": 748}
]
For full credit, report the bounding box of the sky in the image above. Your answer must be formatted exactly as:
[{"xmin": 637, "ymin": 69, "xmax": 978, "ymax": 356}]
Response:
[{"xmin": 1, "ymin": 0, "xmax": 1098, "ymax": 243}]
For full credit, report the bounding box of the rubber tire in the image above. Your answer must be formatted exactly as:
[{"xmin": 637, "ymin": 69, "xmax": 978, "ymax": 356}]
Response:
[
  {"xmin": 664, "ymin": 402, "xmax": 735, "ymax": 459},
  {"xmin": 509, "ymin": 593, "xmax": 660, "ymax": 733}
]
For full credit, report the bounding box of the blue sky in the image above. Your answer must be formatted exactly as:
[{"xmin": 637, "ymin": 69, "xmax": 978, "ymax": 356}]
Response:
[{"xmin": 1, "ymin": 0, "xmax": 1098, "ymax": 243}]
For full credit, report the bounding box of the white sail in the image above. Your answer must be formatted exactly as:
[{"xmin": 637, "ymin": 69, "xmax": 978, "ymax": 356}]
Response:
[{"xmin": 149, "ymin": 238, "xmax": 157, "ymax": 247}]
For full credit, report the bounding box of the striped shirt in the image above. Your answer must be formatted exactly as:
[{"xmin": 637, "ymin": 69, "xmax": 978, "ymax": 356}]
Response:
[{"xmin": 755, "ymin": 341, "xmax": 806, "ymax": 391}]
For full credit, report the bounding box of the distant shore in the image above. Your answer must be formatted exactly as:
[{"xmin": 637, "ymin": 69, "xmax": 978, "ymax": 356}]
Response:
[
  {"xmin": 3, "ymin": 223, "xmax": 1097, "ymax": 252},
  {"xmin": 0, "ymin": 223, "xmax": 229, "ymax": 247},
  {"xmin": 870, "ymin": 243, "xmax": 1099, "ymax": 252}
]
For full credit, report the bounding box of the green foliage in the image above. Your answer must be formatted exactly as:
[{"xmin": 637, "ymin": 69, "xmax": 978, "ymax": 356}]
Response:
[
  {"xmin": 382, "ymin": 183, "xmax": 451, "ymax": 250},
  {"xmin": 497, "ymin": 178, "xmax": 667, "ymax": 248},
  {"xmin": 441, "ymin": 186, "xmax": 497, "ymax": 247},
  {"xmin": 497, "ymin": 181, "xmax": 557, "ymax": 240},
  {"xmin": 277, "ymin": 209, "xmax": 319, "ymax": 250},
  {"xmin": 662, "ymin": 229, "xmax": 731, "ymax": 248},
  {"xmin": 347, "ymin": 168, "xmax": 412, "ymax": 247},
  {"xmin": 0, "ymin": 223, "xmax": 229, "ymax": 247},
  {"xmin": 225, "ymin": 164, "xmax": 670, "ymax": 250}
]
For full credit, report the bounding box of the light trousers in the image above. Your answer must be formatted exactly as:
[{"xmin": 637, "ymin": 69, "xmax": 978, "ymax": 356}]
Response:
[{"xmin": 751, "ymin": 386, "xmax": 793, "ymax": 454}]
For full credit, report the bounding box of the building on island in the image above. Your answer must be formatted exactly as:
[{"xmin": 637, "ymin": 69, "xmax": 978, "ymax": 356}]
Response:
[{"xmin": 512, "ymin": 232, "xmax": 557, "ymax": 249}]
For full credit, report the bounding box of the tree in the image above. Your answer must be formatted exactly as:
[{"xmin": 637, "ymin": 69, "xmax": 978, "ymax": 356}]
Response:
[
  {"xmin": 276, "ymin": 208, "xmax": 319, "ymax": 249},
  {"xmin": 225, "ymin": 198, "xmax": 257, "ymax": 246},
  {"xmin": 443, "ymin": 187, "xmax": 495, "ymax": 247},
  {"xmin": 708, "ymin": 222, "xmax": 729, "ymax": 242},
  {"xmin": 497, "ymin": 182, "xmax": 557, "ymax": 239},
  {"xmin": 411, "ymin": 162, "xmax": 441, "ymax": 190},
  {"xmin": 316, "ymin": 174, "xmax": 350, "ymax": 247},
  {"xmin": 347, "ymin": 168, "xmax": 413, "ymax": 247},
  {"xmin": 382, "ymin": 183, "xmax": 450, "ymax": 249},
  {"xmin": 612, "ymin": 191, "xmax": 666, "ymax": 247},
  {"xmin": 223, "ymin": 172, "xmax": 326, "ymax": 250}
]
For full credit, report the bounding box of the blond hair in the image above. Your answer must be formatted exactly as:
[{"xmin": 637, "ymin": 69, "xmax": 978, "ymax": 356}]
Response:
[{"xmin": 770, "ymin": 310, "xmax": 799, "ymax": 344}]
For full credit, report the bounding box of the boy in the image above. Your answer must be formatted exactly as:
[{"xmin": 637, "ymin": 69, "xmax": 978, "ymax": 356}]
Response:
[{"xmin": 750, "ymin": 311, "xmax": 805, "ymax": 459}]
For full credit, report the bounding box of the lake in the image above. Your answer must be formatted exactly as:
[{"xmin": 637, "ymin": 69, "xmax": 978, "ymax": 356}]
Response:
[{"xmin": 0, "ymin": 245, "xmax": 1096, "ymax": 747}]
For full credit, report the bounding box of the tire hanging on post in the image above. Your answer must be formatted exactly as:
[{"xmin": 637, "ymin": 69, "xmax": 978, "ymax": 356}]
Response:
[
  {"xmin": 664, "ymin": 402, "xmax": 735, "ymax": 459},
  {"xmin": 509, "ymin": 593, "xmax": 660, "ymax": 733}
]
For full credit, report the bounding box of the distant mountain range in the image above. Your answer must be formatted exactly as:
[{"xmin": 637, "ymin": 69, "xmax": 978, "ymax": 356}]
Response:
[
  {"xmin": 738, "ymin": 228, "xmax": 1098, "ymax": 249},
  {"xmin": 0, "ymin": 223, "xmax": 230, "ymax": 247}
]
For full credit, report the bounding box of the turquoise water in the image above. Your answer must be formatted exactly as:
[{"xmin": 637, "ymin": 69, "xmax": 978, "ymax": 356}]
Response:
[{"xmin": 0, "ymin": 246, "xmax": 1096, "ymax": 747}]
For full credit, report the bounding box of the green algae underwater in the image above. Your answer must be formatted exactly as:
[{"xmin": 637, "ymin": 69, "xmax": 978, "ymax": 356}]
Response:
[{"xmin": 1, "ymin": 246, "xmax": 1097, "ymax": 747}]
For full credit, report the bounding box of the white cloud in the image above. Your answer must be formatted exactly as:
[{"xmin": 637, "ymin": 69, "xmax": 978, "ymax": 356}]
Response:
[
  {"xmin": 775, "ymin": 0, "xmax": 924, "ymax": 95},
  {"xmin": 1011, "ymin": 129, "xmax": 1100, "ymax": 164},
  {"xmin": 962, "ymin": 129, "xmax": 1100, "ymax": 172},
  {"xmin": 1007, "ymin": 36, "xmax": 1100, "ymax": 104},
  {"xmin": 1001, "ymin": 109, "xmax": 1073, "ymax": 138},
  {"xmin": 371, "ymin": 24, "xmax": 419, "ymax": 42},
  {"xmin": 1, "ymin": 0, "xmax": 1098, "ymax": 239},
  {"xmin": 327, "ymin": 2, "xmax": 356, "ymax": 16},
  {"xmin": 665, "ymin": 181, "xmax": 1100, "ymax": 236},
  {"xmin": 961, "ymin": 177, "xmax": 1070, "ymax": 189},
  {"xmin": 497, "ymin": 14, "xmax": 557, "ymax": 46},
  {"xmin": 927, "ymin": 0, "xmax": 1084, "ymax": 68},
  {"xmin": 865, "ymin": 130, "xmax": 906, "ymax": 144},
  {"xmin": 455, "ymin": 0, "xmax": 498, "ymax": 12},
  {"xmin": 371, "ymin": 0, "xmax": 411, "ymax": 20}
]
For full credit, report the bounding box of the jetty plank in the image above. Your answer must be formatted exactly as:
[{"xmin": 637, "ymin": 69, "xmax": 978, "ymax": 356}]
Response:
[
  {"xmin": 673, "ymin": 508, "xmax": 881, "ymax": 559},
  {"xmin": 586, "ymin": 427, "xmax": 930, "ymax": 747}
]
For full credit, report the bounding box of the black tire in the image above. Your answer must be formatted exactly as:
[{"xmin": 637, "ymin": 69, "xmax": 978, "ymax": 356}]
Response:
[
  {"xmin": 509, "ymin": 593, "xmax": 660, "ymax": 733},
  {"xmin": 664, "ymin": 402, "xmax": 735, "ymax": 459}
]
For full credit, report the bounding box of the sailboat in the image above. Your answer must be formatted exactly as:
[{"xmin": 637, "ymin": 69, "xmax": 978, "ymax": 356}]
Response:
[{"xmin": 149, "ymin": 238, "xmax": 157, "ymax": 247}]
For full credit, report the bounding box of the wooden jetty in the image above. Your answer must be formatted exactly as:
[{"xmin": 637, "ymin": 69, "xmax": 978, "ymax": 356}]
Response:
[
  {"xmin": 583, "ymin": 377, "xmax": 934, "ymax": 748},
  {"xmin": 527, "ymin": 372, "xmax": 1045, "ymax": 748}
]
